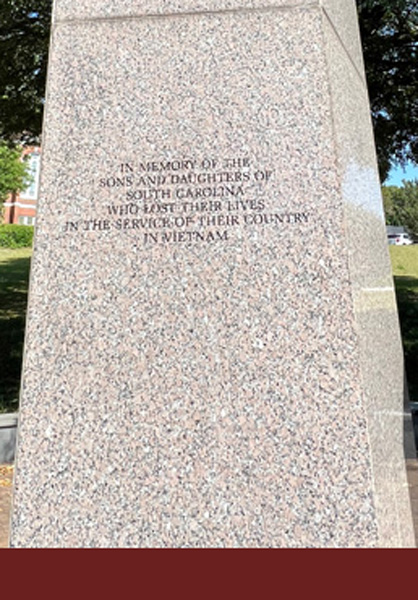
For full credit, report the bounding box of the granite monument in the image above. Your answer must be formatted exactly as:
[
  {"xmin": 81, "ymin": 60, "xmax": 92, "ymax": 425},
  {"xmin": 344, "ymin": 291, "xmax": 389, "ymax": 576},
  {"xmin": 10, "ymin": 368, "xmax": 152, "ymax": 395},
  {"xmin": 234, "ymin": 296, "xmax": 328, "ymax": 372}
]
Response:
[{"xmin": 10, "ymin": 0, "xmax": 416, "ymax": 547}]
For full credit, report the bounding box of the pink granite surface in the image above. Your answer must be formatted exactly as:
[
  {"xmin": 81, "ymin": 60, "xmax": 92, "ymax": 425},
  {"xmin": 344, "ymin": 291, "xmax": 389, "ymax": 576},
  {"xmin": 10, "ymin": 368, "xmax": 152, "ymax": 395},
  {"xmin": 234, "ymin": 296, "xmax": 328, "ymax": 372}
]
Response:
[
  {"xmin": 322, "ymin": 14, "xmax": 415, "ymax": 547},
  {"xmin": 10, "ymin": 0, "xmax": 415, "ymax": 546},
  {"xmin": 53, "ymin": 0, "xmax": 317, "ymax": 21}
]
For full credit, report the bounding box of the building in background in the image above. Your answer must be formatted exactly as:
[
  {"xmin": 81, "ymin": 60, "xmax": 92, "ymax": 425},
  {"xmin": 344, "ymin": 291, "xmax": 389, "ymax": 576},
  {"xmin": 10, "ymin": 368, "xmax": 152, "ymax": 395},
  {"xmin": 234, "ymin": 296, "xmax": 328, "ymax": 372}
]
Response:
[{"xmin": 2, "ymin": 147, "xmax": 41, "ymax": 225}]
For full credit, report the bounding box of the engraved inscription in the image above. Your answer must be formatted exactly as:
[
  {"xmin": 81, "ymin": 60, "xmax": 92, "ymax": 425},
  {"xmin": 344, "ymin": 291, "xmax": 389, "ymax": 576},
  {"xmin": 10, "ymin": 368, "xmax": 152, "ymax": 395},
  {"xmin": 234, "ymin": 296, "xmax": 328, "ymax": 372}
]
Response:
[{"xmin": 63, "ymin": 156, "xmax": 310, "ymax": 243}]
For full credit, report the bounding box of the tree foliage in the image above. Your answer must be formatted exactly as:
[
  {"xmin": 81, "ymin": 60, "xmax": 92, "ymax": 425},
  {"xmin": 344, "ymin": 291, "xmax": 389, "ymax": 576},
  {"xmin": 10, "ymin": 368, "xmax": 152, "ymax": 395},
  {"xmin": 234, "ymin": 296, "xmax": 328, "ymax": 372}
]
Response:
[
  {"xmin": 382, "ymin": 180, "xmax": 418, "ymax": 239},
  {"xmin": 0, "ymin": 0, "xmax": 52, "ymax": 143},
  {"xmin": 0, "ymin": 143, "xmax": 30, "ymax": 204},
  {"xmin": 357, "ymin": 0, "xmax": 418, "ymax": 181}
]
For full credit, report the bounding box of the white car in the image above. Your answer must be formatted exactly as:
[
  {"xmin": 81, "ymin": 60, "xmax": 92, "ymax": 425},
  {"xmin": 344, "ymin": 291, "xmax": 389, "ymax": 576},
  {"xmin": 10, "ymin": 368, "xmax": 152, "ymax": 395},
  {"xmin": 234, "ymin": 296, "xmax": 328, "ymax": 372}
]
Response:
[{"xmin": 388, "ymin": 233, "xmax": 414, "ymax": 246}]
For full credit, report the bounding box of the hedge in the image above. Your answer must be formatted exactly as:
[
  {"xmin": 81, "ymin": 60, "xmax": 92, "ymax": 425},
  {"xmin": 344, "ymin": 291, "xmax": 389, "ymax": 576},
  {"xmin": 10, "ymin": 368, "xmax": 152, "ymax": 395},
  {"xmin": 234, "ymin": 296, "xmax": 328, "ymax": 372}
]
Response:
[{"xmin": 0, "ymin": 224, "xmax": 34, "ymax": 248}]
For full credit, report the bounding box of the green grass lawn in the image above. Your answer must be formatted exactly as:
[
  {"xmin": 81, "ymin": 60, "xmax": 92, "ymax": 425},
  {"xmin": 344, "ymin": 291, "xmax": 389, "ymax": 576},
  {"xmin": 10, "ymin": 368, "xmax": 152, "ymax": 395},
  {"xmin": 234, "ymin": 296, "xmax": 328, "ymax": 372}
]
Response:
[
  {"xmin": 390, "ymin": 245, "xmax": 418, "ymax": 280},
  {"xmin": 0, "ymin": 248, "xmax": 32, "ymax": 413},
  {"xmin": 390, "ymin": 245, "xmax": 418, "ymax": 403}
]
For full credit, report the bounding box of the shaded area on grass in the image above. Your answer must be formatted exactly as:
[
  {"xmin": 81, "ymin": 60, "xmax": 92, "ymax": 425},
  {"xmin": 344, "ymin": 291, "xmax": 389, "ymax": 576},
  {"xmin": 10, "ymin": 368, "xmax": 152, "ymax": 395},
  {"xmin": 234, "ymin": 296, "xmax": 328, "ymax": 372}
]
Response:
[
  {"xmin": 394, "ymin": 276, "xmax": 418, "ymax": 404},
  {"xmin": 0, "ymin": 251, "xmax": 31, "ymax": 413},
  {"xmin": 390, "ymin": 246, "xmax": 418, "ymax": 405}
]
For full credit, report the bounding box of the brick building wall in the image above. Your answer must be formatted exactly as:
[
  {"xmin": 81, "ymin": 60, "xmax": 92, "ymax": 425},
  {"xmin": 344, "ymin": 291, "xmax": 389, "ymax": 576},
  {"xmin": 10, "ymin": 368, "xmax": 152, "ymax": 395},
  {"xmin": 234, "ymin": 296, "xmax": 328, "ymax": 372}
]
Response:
[{"xmin": 3, "ymin": 147, "xmax": 41, "ymax": 225}]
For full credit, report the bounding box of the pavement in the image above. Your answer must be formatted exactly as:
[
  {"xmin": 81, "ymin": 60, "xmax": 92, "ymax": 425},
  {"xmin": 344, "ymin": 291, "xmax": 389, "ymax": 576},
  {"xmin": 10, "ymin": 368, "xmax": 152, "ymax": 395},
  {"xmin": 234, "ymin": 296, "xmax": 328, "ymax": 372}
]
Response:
[
  {"xmin": 406, "ymin": 459, "xmax": 418, "ymax": 546},
  {"xmin": 1, "ymin": 461, "xmax": 417, "ymax": 548},
  {"xmin": 0, "ymin": 465, "xmax": 13, "ymax": 549}
]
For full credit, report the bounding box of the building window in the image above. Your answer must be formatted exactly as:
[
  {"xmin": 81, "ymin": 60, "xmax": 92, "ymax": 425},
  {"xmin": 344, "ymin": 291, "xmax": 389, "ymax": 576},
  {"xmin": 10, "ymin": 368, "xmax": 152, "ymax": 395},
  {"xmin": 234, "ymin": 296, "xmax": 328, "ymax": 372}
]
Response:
[
  {"xmin": 18, "ymin": 216, "xmax": 35, "ymax": 226},
  {"xmin": 20, "ymin": 152, "xmax": 41, "ymax": 200}
]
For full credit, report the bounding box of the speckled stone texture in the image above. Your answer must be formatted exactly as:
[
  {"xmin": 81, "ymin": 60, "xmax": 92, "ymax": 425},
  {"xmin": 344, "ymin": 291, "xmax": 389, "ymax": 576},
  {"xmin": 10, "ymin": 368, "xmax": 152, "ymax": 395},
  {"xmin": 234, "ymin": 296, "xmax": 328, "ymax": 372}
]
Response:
[{"xmin": 10, "ymin": 0, "xmax": 416, "ymax": 547}]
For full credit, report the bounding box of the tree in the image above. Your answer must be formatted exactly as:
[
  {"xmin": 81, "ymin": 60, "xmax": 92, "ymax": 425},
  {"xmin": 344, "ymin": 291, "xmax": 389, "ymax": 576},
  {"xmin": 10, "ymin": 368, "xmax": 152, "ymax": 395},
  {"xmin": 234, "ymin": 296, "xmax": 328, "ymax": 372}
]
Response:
[
  {"xmin": 357, "ymin": 0, "xmax": 418, "ymax": 181},
  {"xmin": 0, "ymin": 0, "xmax": 52, "ymax": 143},
  {"xmin": 0, "ymin": 143, "xmax": 30, "ymax": 208},
  {"xmin": 382, "ymin": 180, "xmax": 418, "ymax": 238},
  {"xmin": 0, "ymin": 0, "xmax": 417, "ymax": 182}
]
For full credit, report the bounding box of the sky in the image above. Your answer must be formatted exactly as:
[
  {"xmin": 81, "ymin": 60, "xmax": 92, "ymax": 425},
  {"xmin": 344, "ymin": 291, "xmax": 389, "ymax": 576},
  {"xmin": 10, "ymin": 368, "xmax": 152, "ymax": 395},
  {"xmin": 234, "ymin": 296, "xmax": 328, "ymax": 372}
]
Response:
[{"xmin": 386, "ymin": 161, "xmax": 418, "ymax": 186}]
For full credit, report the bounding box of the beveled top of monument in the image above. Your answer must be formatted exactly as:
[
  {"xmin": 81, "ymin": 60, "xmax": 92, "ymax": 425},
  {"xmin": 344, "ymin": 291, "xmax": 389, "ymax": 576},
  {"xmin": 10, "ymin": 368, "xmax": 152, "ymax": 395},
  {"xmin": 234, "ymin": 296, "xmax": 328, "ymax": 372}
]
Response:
[
  {"xmin": 54, "ymin": 0, "xmax": 317, "ymax": 21},
  {"xmin": 53, "ymin": 0, "xmax": 365, "ymax": 82}
]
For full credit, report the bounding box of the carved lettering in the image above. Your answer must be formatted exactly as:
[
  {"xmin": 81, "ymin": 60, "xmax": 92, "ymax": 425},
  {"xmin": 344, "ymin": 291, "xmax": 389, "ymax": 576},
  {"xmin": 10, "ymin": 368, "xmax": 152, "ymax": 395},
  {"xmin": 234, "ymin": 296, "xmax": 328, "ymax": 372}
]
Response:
[{"xmin": 63, "ymin": 154, "xmax": 312, "ymax": 245}]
